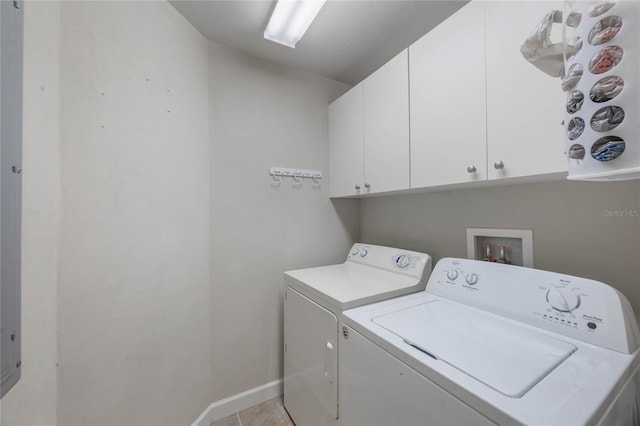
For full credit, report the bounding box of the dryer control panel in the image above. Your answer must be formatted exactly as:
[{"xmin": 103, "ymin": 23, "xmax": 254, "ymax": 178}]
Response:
[
  {"xmin": 426, "ymin": 258, "xmax": 640, "ymax": 354},
  {"xmin": 347, "ymin": 244, "xmax": 432, "ymax": 284}
]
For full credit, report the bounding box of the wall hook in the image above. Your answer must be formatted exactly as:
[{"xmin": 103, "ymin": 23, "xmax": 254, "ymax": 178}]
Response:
[
  {"xmin": 271, "ymin": 174, "xmax": 282, "ymax": 186},
  {"xmin": 269, "ymin": 167, "xmax": 322, "ymax": 189}
]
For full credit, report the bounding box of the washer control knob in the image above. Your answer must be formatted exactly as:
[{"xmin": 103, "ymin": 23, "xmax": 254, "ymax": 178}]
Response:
[
  {"xmin": 351, "ymin": 247, "xmax": 359, "ymax": 256},
  {"xmin": 395, "ymin": 255, "xmax": 410, "ymax": 269},
  {"xmin": 466, "ymin": 273, "xmax": 479, "ymax": 285},
  {"xmin": 546, "ymin": 288, "xmax": 580, "ymax": 312},
  {"xmin": 360, "ymin": 248, "xmax": 368, "ymax": 257},
  {"xmin": 446, "ymin": 269, "xmax": 458, "ymax": 281}
]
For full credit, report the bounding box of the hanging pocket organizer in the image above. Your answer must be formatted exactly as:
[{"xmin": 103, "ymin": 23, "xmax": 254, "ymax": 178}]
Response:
[{"xmin": 561, "ymin": 0, "xmax": 640, "ymax": 181}]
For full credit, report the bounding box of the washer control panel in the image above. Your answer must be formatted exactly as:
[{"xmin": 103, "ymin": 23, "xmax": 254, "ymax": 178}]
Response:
[
  {"xmin": 546, "ymin": 287, "xmax": 580, "ymax": 312},
  {"xmin": 441, "ymin": 259, "xmax": 482, "ymax": 288},
  {"xmin": 347, "ymin": 244, "xmax": 433, "ymax": 283},
  {"xmin": 426, "ymin": 258, "xmax": 639, "ymax": 354}
]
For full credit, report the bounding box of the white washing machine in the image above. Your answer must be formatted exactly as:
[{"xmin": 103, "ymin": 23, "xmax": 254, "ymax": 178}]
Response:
[
  {"xmin": 341, "ymin": 258, "xmax": 640, "ymax": 425},
  {"xmin": 283, "ymin": 243, "xmax": 432, "ymax": 426}
]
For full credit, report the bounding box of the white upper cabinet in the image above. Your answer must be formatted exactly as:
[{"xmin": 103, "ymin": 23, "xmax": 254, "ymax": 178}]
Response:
[
  {"xmin": 410, "ymin": 2, "xmax": 487, "ymax": 188},
  {"xmin": 363, "ymin": 49, "xmax": 410, "ymax": 194},
  {"xmin": 329, "ymin": 1, "xmax": 568, "ymax": 197},
  {"xmin": 329, "ymin": 84, "xmax": 364, "ymax": 198},
  {"xmin": 329, "ymin": 50, "xmax": 410, "ymax": 197},
  {"xmin": 485, "ymin": 0, "xmax": 567, "ymax": 180}
]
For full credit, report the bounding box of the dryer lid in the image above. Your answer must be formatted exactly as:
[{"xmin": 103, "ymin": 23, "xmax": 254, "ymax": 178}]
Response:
[
  {"xmin": 372, "ymin": 300, "xmax": 577, "ymax": 398},
  {"xmin": 285, "ymin": 263, "xmax": 423, "ymax": 310}
]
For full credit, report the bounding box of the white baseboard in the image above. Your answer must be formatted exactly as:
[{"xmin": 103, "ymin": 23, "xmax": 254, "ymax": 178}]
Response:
[{"xmin": 191, "ymin": 379, "xmax": 284, "ymax": 426}]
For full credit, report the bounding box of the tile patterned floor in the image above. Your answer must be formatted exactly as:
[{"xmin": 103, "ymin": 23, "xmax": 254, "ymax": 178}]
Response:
[{"xmin": 211, "ymin": 397, "xmax": 295, "ymax": 426}]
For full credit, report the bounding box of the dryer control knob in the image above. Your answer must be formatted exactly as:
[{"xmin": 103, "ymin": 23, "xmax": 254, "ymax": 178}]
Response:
[
  {"xmin": 352, "ymin": 247, "xmax": 359, "ymax": 256},
  {"xmin": 396, "ymin": 255, "xmax": 410, "ymax": 268},
  {"xmin": 546, "ymin": 288, "xmax": 580, "ymax": 312},
  {"xmin": 360, "ymin": 248, "xmax": 368, "ymax": 257},
  {"xmin": 466, "ymin": 273, "xmax": 479, "ymax": 285},
  {"xmin": 447, "ymin": 269, "xmax": 458, "ymax": 281}
]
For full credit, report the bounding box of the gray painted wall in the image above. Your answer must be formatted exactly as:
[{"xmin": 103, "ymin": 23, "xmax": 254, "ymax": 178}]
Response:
[
  {"xmin": 208, "ymin": 42, "xmax": 359, "ymax": 402},
  {"xmin": 360, "ymin": 180, "xmax": 640, "ymax": 321},
  {"xmin": 57, "ymin": 2, "xmax": 211, "ymax": 424}
]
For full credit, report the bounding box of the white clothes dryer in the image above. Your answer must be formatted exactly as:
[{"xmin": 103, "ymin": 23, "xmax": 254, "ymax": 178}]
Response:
[
  {"xmin": 283, "ymin": 243, "xmax": 432, "ymax": 426},
  {"xmin": 341, "ymin": 258, "xmax": 640, "ymax": 425}
]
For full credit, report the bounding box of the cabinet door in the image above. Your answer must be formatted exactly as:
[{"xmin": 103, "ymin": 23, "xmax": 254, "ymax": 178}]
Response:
[
  {"xmin": 485, "ymin": 1, "xmax": 567, "ymax": 180},
  {"xmin": 329, "ymin": 84, "xmax": 363, "ymax": 197},
  {"xmin": 1, "ymin": 0, "xmax": 23, "ymax": 398},
  {"xmin": 284, "ymin": 288, "xmax": 338, "ymax": 425},
  {"xmin": 410, "ymin": 2, "xmax": 487, "ymax": 188},
  {"xmin": 363, "ymin": 49, "xmax": 410, "ymax": 194}
]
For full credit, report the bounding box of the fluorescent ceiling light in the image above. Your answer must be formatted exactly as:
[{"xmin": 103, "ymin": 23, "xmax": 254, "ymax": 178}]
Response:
[{"xmin": 264, "ymin": 0, "xmax": 327, "ymax": 48}]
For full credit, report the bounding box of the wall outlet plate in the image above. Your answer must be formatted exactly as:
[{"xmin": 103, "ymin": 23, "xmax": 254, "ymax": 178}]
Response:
[{"xmin": 466, "ymin": 228, "xmax": 533, "ymax": 268}]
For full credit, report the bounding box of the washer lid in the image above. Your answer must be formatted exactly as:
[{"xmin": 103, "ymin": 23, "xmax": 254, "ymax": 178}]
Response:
[{"xmin": 372, "ymin": 301, "xmax": 577, "ymax": 398}]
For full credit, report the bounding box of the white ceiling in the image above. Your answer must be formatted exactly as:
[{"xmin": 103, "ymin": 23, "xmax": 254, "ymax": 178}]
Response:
[{"xmin": 169, "ymin": 0, "xmax": 468, "ymax": 85}]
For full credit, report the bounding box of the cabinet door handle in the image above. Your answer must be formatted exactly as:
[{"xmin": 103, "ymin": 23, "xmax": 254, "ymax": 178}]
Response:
[
  {"xmin": 364, "ymin": 183, "xmax": 371, "ymax": 189},
  {"xmin": 467, "ymin": 165, "xmax": 477, "ymax": 174},
  {"xmin": 354, "ymin": 184, "xmax": 361, "ymax": 191},
  {"xmin": 493, "ymin": 161, "xmax": 504, "ymax": 170}
]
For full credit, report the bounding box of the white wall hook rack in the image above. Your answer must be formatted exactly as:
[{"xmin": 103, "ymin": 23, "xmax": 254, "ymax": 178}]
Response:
[{"xmin": 269, "ymin": 167, "xmax": 322, "ymax": 187}]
